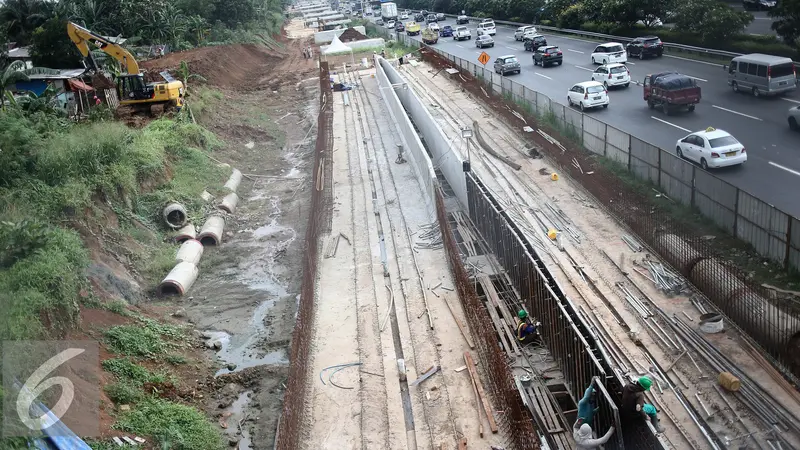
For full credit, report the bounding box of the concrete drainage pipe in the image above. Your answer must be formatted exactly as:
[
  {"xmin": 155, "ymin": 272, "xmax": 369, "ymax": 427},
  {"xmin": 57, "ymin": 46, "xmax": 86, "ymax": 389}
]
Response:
[
  {"xmin": 175, "ymin": 239, "xmax": 204, "ymax": 265},
  {"xmin": 223, "ymin": 169, "xmax": 243, "ymax": 193},
  {"xmin": 158, "ymin": 261, "xmax": 199, "ymax": 296},
  {"xmin": 174, "ymin": 224, "xmax": 197, "ymax": 243},
  {"xmin": 198, "ymin": 215, "xmax": 225, "ymax": 246},
  {"xmin": 654, "ymin": 233, "xmax": 705, "ymax": 273},
  {"xmin": 217, "ymin": 193, "xmax": 239, "ymax": 214},
  {"xmin": 163, "ymin": 203, "xmax": 188, "ymax": 229}
]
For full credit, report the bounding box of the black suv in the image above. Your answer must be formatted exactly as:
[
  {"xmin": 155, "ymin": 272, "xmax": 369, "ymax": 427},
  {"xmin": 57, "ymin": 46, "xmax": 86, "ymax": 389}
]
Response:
[
  {"xmin": 626, "ymin": 36, "xmax": 663, "ymax": 59},
  {"xmin": 414, "ymin": 13, "xmax": 425, "ymax": 21},
  {"xmin": 456, "ymin": 15, "xmax": 469, "ymax": 24},
  {"xmin": 523, "ymin": 34, "xmax": 547, "ymax": 51},
  {"xmin": 533, "ymin": 46, "xmax": 562, "ymax": 67}
]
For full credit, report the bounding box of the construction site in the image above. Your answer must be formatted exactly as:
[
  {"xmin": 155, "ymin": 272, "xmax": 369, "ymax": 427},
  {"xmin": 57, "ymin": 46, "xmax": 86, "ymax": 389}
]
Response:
[
  {"xmin": 268, "ymin": 3, "xmax": 800, "ymax": 450},
  {"xmin": 9, "ymin": 2, "xmax": 800, "ymax": 449}
]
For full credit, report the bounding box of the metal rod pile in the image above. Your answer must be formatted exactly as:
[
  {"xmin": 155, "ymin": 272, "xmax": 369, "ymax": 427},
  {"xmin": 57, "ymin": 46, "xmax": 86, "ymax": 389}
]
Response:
[
  {"xmin": 643, "ymin": 259, "xmax": 685, "ymax": 294},
  {"xmin": 670, "ymin": 316, "xmax": 800, "ymax": 447},
  {"xmin": 543, "ymin": 202, "xmax": 581, "ymax": 244},
  {"xmin": 616, "ymin": 282, "xmax": 652, "ymax": 318},
  {"xmin": 415, "ymin": 222, "xmax": 443, "ymax": 249}
]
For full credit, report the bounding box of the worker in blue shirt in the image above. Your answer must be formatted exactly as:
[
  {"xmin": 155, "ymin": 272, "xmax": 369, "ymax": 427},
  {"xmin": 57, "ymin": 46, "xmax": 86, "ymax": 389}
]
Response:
[
  {"xmin": 577, "ymin": 383, "xmax": 599, "ymax": 425},
  {"xmin": 516, "ymin": 310, "xmax": 541, "ymax": 345}
]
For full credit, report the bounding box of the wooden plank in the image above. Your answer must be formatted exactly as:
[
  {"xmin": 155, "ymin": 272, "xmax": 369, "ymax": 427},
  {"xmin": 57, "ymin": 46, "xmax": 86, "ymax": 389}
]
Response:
[
  {"xmin": 464, "ymin": 351, "xmax": 498, "ymax": 433},
  {"xmin": 470, "ymin": 366, "xmax": 484, "ymax": 438},
  {"xmin": 528, "ymin": 385, "xmax": 556, "ymax": 432},
  {"xmin": 477, "ymin": 275, "xmax": 521, "ymax": 356},
  {"xmin": 442, "ymin": 296, "xmax": 475, "ymax": 349},
  {"xmin": 480, "ymin": 289, "xmax": 514, "ymax": 357}
]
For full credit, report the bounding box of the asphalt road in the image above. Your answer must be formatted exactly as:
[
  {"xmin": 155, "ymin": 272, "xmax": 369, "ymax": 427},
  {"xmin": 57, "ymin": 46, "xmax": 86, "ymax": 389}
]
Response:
[
  {"xmin": 376, "ymin": 19, "xmax": 800, "ymax": 216},
  {"xmin": 729, "ymin": 5, "xmax": 778, "ymax": 35}
]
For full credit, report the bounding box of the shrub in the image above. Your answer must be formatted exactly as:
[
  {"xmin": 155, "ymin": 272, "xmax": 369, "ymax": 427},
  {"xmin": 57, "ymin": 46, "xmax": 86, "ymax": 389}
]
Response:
[
  {"xmin": 105, "ymin": 381, "xmax": 143, "ymax": 404},
  {"xmin": 115, "ymin": 398, "xmax": 223, "ymax": 450},
  {"xmin": 105, "ymin": 325, "xmax": 167, "ymax": 358}
]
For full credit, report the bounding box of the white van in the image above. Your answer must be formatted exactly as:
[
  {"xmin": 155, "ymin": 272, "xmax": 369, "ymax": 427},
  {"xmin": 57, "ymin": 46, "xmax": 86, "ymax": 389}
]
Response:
[
  {"xmin": 477, "ymin": 20, "xmax": 496, "ymax": 36},
  {"xmin": 726, "ymin": 53, "xmax": 797, "ymax": 97}
]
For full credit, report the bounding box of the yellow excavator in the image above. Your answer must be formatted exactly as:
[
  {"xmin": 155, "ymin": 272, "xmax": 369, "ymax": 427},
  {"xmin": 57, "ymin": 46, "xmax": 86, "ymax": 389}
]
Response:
[{"xmin": 67, "ymin": 22, "xmax": 184, "ymax": 115}]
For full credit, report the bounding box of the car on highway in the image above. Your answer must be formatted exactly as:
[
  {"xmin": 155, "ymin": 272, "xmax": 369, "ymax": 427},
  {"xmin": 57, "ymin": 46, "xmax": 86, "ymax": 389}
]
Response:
[
  {"xmin": 788, "ymin": 106, "xmax": 800, "ymax": 130},
  {"xmin": 676, "ymin": 127, "xmax": 746, "ymax": 170},
  {"xmin": 567, "ymin": 81, "xmax": 609, "ymax": 111},
  {"xmin": 439, "ymin": 25, "xmax": 454, "ymax": 37},
  {"xmin": 395, "ymin": 21, "xmax": 405, "ymax": 32},
  {"xmin": 436, "ymin": 13, "xmax": 446, "ymax": 21},
  {"xmin": 591, "ymin": 42, "xmax": 627, "ymax": 65},
  {"xmin": 385, "ymin": 20, "xmax": 396, "ymax": 29},
  {"xmin": 743, "ymin": 0, "xmax": 776, "ymax": 10},
  {"xmin": 422, "ymin": 28, "xmax": 439, "ymax": 44},
  {"xmin": 414, "ymin": 13, "xmax": 425, "ymax": 21},
  {"xmin": 644, "ymin": 72, "xmax": 701, "ymax": 114},
  {"xmin": 592, "ymin": 63, "xmax": 631, "ymax": 89},
  {"xmin": 533, "ymin": 46, "xmax": 563, "ymax": 67},
  {"xmin": 456, "ymin": 15, "xmax": 469, "ymax": 24},
  {"xmin": 426, "ymin": 13, "xmax": 438, "ymax": 23},
  {"xmin": 477, "ymin": 20, "xmax": 496, "ymax": 36},
  {"xmin": 476, "ymin": 34, "xmax": 494, "ymax": 48},
  {"xmin": 376, "ymin": 18, "xmax": 384, "ymax": 26},
  {"xmin": 727, "ymin": 53, "xmax": 797, "ymax": 97},
  {"xmin": 454, "ymin": 26, "xmax": 471, "ymax": 40},
  {"xmin": 406, "ymin": 21, "xmax": 421, "ymax": 35},
  {"xmin": 494, "ymin": 55, "xmax": 521, "ymax": 75},
  {"xmin": 523, "ymin": 34, "xmax": 547, "ymax": 51},
  {"xmin": 399, "ymin": 12, "xmax": 409, "ymax": 19},
  {"xmin": 428, "ymin": 22, "xmax": 440, "ymax": 32},
  {"xmin": 514, "ymin": 25, "xmax": 536, "ymax": 41},
  {"xmin": 626, "ymin": 36, "xmax": 663, "ymax": 60}
]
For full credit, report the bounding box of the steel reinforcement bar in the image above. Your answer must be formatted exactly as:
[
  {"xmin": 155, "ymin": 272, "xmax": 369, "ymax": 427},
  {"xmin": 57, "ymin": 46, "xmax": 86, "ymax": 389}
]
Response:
[
  {"xmin": 274, "ymin": 62, "xmax": 332, "ymax": 450},
  {"xmin": 435, "ymin": 187, "xmax": 539, "ymax": 450},
  {"xmin": 466, "ymin": 172, "xmax": 662, "ymax": 450}
]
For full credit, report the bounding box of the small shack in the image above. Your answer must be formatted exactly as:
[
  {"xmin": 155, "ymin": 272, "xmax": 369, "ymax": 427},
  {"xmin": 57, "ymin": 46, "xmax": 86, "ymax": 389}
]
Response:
[{"xmin": 11, "ymin": 69, "xmax": 100, "ymax": 116}]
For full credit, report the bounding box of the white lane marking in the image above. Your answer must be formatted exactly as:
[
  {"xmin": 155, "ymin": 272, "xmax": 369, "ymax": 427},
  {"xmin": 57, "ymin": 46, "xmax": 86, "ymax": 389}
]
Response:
[
  {"xmin": 753, "ymin": 17, "xmax": 772, "ymax": 20},
  {"xmin": 503, "ymin": 45, "xmax": 516, "ymax": 50},
  {"xmin": 663, "ymin": 54, "xmax": 723, "ymax": 67},
  {"xmin": 782, "ymin": 98, "xmax": 800, "ymax": 104},
  {"xmin": 455, "ymin": 44, "xmax": 464, "ymax": 48},
  {"xmin": 712, "ymin": 105, "xmax": 762, "ymax": 121},
  {"xmin": 686, "ymin": 75, "xmax": 707, "ymax": 82},
  {"xmin": 568, "ymin": 49, "xmax": 584, "ymax": 54},
  {"xmin": 651, "ymin": 116, "xmax": 691, "ymax": 132},
  {"xmin": 769, "ymin": 161, "xmax": 800, "ymax": 177},
  {"xmin": 535, "ymin": 72, "xmax": 552, "ymax": 80},
  {"xmin": 574, "ymin": 65, "xmax": 594, "ymax": 72}
]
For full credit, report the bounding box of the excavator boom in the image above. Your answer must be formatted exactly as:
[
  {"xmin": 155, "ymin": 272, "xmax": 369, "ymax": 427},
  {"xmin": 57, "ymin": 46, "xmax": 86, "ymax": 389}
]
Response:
[{"xmin": 67, "ymin": 22, "xmax": 140, "ymax": 75}]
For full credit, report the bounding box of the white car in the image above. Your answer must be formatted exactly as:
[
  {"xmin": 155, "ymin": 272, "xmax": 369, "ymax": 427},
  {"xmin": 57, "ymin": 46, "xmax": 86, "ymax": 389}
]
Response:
[
  {"xmin": 400, "ymin": 13, "xmax": 409, "ymax": 19},
  {"xmin": 567, "ymin": 81, "xmax": 609, "ymax": 112},
  {"xmin": 515, "ymin": 25, "xmax": 536, "ymax": 40},
  {"xmin": 429, "ymin": 22, "xmax": 440, "ymax": 31},
  {"xmin": 676, "ymin": 128, "xmax": 746, "ymax": 170},
  {"xmin": 591, "ymin": 42, "xmax": 627, "ymax": 65},
  {"xmin": 789, "ymin": 105, "xmax": 800, "ymax": 130},
  {"xmin": 591, "ymin": 63, "xmax": 631, "ymax": 89},
  {"xmin": 477, "ymin": 20, "xmax": 496, "ymax": 36},
  {"xmin": 385, "ymin": 21, "xmax": 396, "ymax": 29}
]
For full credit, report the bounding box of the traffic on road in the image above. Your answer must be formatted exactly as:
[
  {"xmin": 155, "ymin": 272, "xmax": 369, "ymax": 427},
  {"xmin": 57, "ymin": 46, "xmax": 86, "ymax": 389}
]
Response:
[{"xmin": 373, "ymin": 13, "xmax": 800, "ymax": 216}]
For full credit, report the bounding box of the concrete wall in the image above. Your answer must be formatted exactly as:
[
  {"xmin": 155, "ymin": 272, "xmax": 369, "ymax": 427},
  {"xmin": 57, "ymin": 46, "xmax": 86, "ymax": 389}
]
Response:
[
  {"xmin": 321, "ymin": 38, "xmax": 385, "ymax": 54},
  {"xmin": 378, "ymin": 58, "xmax": 468, "ymax": 210},
  {"xmin": 375, "ymin": 56, "xmax": 437, "ymax": 219},
  {"xmin": 314, "ymin": 26, "xmax": 366, "ymax": 44}
]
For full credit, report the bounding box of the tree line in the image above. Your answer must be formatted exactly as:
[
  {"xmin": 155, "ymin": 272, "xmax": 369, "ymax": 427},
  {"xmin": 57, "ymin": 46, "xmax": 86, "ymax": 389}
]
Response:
[
  {"xmin": 0, "ymin": 0, "xmax": 287, "ymax": 69},
  {"xmin": 397, "ymin": 0, "xmax": 800, "ymax": 55}
]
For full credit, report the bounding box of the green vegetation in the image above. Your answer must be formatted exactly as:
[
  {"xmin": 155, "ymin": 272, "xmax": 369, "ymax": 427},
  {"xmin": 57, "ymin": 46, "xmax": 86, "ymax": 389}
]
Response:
[
  {"xmin": 115, "ymin": 398, "xmax": 223, "ymax": 450},
  {"xmin": 396, "ymin": 0, "xmax": 800, "ymax": 59}
]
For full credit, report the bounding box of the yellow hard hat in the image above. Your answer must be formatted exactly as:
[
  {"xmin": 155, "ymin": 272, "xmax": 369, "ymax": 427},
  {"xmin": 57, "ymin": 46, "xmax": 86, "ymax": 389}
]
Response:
[{"xmin": 550, "ymin": 172, "xmax": 559, "ymax": 181}]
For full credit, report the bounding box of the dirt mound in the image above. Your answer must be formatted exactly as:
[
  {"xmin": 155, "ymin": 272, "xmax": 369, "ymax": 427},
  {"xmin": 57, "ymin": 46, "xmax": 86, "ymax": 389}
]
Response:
[
  {"xmin": 141, "ymin": 44, "xmax": 284, "ymax": 91},
  {"xmin": 339, "ymin": 28, "xmax": 367, "ymax": 42}
]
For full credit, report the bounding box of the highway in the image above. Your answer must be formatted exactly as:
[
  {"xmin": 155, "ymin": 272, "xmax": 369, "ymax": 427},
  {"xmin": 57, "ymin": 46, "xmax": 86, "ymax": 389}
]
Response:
[{"xmin": 376, "ymin": 18, "xmax": 800, "ymax": 216}]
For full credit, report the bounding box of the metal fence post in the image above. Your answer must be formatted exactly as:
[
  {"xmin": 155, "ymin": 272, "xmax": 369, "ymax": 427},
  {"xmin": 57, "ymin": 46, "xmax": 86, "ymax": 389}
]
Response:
[
  {"xmin": 627, "ymin": 134, "xmax": 632, "ymax": 171},
  {"xmin": 733, "ymin": 189, "xmax": 740, "ymax": 239},
  {"xmin": 785, "ymin": 217, "xmax": 793, "ymax": 270},
  {"xmin": 657, "ymin": 148, "xmax": 662, "ymax": 187},
  {"xmin": 691, "ymin": 166, "xmax": 696, "ymax": 209}
]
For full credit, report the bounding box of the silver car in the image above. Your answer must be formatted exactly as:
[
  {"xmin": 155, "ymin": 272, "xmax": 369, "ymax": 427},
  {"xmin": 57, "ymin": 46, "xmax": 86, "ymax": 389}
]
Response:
[
  {"xmin": 476, "ymin": 35, "xmax": 494, "ymax": 48},
  {"xmin": 494, "ymin": 55, "xmax": 521, "ymax": 76}
]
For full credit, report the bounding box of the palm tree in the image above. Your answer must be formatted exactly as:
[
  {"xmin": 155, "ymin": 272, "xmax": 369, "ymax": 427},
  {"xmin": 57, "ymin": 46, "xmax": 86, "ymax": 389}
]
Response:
[
  {"xmin": 1, "ymin": 60, "xmax": 59, "ymax": 110},
  {"xmin": 0, "ymin": 0, "xmax": 50, "ymax": 44}
]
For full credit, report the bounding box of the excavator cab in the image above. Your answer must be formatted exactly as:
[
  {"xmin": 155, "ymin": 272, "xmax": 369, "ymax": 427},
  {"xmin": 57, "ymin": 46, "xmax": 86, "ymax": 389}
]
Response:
[{"xmin": 118, "ymin": 74, "xmax": 154, "ymax": 101}]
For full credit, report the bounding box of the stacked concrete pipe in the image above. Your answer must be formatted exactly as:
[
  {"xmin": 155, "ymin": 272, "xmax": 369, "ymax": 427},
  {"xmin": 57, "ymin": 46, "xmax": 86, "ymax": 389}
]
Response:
[
  {"xmin": 161, "ymin": 166, "xmax": 246, "ymax": 296},
  {"xmin": 655, "ymin": 233, "xmax": 800, "ymax": 355}
]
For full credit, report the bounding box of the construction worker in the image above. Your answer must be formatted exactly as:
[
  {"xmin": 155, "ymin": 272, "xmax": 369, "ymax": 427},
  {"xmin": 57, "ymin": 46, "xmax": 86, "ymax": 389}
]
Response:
[
  {"xmin": 516, "ymin": 310, "xmax": 540, "ymax": 345},
  {"xmin": 577, "ymin": 383, "xmax": 599, "ymax": 425},
  {"xmin": 573, "ymin": 418, "xmax": 614, "ymax": 450},
  {"xmin": 621, "ymin": 376, "xmax": 665, "ymax": 433}
]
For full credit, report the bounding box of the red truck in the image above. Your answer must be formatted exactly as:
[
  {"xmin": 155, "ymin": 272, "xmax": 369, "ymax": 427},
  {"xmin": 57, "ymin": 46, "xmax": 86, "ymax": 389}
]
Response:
[{"xmin": 643, "ymin": 72, "xmax": 701, "ymax": 115}]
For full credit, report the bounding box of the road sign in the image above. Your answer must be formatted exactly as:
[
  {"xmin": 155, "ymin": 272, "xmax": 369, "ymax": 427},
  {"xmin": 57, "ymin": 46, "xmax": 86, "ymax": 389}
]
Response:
[{"xmin": 478, "ymin": 51, "xmax": 490, "ymax": 66}]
